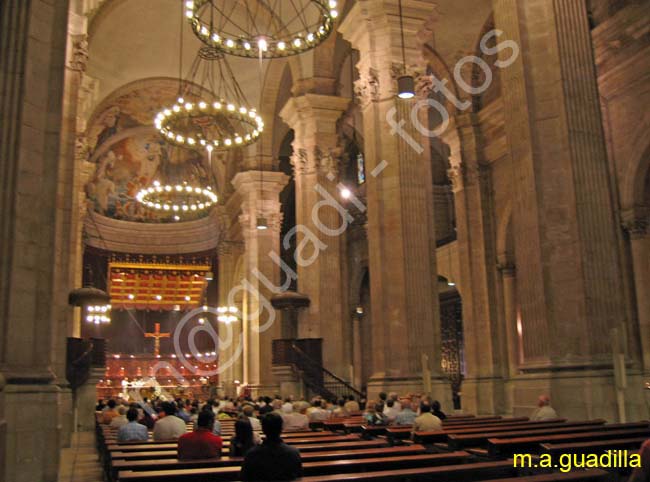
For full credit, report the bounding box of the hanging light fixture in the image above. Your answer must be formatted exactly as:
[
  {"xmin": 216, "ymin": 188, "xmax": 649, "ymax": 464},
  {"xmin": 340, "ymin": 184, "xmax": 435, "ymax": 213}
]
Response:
[
  {"xmin": 397, "ymin": 0, "xmax": 415, "ymax": 99},
  {"xmin": 256, "ymin": 216, "xmax": 268, "ymax": 230},
  {"xmin": 154, "ymin": 48, "xmax": 264, "ymax": 158},
  {"xmin": 185, "ymin": 0, "xmax": 338, "ymax": 59},
  {"xmin": 69, "ymin": 267, "xmax": 112, "ymax": 325},
  {"xmin": 217, "ymin": 305, "xmax": 239, "ymax": 323},
  {"xmin": 136, "ymin": 145, "xmax": 218, "ymax": 219}
]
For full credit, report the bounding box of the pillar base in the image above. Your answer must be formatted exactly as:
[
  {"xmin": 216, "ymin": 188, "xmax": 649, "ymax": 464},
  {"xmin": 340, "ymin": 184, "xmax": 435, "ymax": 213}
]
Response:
[
  {"xmin": 2, "ymin": 383, "xmax": 61, "ymax": 482},
  {"xmin": 75, "ymin": 367, "xmax": 104, "ymax": 432},
  {"xmin": 272, "ymin": 366, "xmax": 305, "ymax": 400},
  {"xmin": 57, "ymin": 383, "xmax": 74, "ymax": 448},
  {"xmin": 460, "ymin": 377, "xmax": 507, "ymax": 416}
]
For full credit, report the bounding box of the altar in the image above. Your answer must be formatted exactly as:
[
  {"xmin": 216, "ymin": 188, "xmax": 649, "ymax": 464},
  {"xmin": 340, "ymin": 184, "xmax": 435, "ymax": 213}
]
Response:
[{"xmin": 97, "ymin": 352, "xmax": 219, "ymax": 400}]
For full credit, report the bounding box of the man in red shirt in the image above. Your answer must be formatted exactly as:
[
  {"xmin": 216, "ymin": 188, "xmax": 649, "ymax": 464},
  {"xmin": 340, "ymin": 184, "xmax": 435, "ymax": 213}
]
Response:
[{"xmin": 177, "ymin": 409, "xmax": 222, "ymax": 459}]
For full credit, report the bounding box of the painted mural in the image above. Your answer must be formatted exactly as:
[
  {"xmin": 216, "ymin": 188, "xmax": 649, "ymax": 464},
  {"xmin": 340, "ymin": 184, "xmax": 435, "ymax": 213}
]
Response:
[{"xmin": 85, "ymin": 79, "xmax": 214, "ymax": 223}]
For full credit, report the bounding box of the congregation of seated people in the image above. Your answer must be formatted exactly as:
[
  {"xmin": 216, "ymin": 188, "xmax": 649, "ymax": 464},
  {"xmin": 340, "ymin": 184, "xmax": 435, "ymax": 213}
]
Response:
[{"xmin": 99, "ymin": 391, "xmax": 619, "ymax": 482}]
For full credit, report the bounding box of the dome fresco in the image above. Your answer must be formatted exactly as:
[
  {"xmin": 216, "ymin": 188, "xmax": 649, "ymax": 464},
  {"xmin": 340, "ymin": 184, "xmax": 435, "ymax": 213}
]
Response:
[{"xmin": 85, "ymin": 79, "xmax": 214, "ymax": 223}]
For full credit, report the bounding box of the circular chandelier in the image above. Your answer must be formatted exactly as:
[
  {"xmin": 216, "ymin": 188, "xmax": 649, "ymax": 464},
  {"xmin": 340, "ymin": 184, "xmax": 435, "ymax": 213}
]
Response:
[
  {"xmin": 136, "ymin": 180, "xmax": 218, "ymax": 216},
  {"xmin": 185, "ymin": 0, "xmax": 338, "ymax": 59},
  {"xmin": 155, "ymin": 96, "xmax": 263, "ymax": 152},
  {"xmin": 154, "ymin": 49, "xmax": 264, "ymax": 156}
]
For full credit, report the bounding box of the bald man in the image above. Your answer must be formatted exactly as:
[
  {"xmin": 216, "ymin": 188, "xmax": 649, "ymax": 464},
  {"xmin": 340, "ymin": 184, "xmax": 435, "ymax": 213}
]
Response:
[{"xmin": 530, "ymin": 395, "xmax": 558, "ymax": 421}]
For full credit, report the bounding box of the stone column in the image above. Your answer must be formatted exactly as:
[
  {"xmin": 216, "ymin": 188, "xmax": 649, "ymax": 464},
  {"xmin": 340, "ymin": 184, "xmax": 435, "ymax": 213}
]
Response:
[
  {"xmin": 493, "ymin": 0, "xmax": 631, "ymax": 418},
  {"xmin": 622, "ymin": 209, "xmax": 650, "ymax": 372},
  {"xmin": 497, "ymin": 260, "xmax": 518, "ymax": 415},
  {"xmin": 53, "ymin": 27, "xmax": 92, "ymax": 448},
  {"xmin": 232, "ymin": 171, "xmax": 288, "ymax": 396},
  {"xmin": 442, "ymin": 114, "xmax": 504, "ymax": 414},
  {"xmin": 351, "ymin": 312, "xmax": 364, "ymax": 389},
  {"xmin": 279, "ymin": 94, "xmax": 350, "ymax": 377},
  {"xmin": 339, "ymin": 0, "xmax": 443, "ymax": 398},
  {"xmin": 217, "ymin": 238, "xmax": 245, "ymax": 395},
  {"xmin": 498, "ymin": 262, "xmax": 519, "ymax": 378},
  {"xmin": 0, "ymin": 1, "xmax": 71, "ymax": 481}
]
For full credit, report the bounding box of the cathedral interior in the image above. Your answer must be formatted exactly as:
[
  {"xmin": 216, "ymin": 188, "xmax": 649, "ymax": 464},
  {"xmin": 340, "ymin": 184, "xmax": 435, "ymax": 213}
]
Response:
[{"xmin": 0, "ymin": 0, "xmax": 649, "ymax": 481}]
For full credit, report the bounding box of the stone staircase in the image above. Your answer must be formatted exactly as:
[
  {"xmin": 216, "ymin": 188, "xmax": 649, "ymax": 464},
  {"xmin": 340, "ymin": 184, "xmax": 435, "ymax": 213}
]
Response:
[{"xmin": 58, "ymin": 431, "xmax": 103, "ymax": 482}]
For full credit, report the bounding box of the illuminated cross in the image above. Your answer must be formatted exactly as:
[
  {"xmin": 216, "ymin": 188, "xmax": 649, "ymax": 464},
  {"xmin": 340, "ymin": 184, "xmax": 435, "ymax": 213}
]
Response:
[{"xmin": 144, "ymin": 323, "xmax": 170, "ymax": 357}]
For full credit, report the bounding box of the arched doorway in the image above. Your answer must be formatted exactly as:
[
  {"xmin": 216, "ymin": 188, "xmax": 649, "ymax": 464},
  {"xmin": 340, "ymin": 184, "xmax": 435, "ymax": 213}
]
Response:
[{"xmin": 439, "ymin": 278, "xmax": 465, "ymax": 409}]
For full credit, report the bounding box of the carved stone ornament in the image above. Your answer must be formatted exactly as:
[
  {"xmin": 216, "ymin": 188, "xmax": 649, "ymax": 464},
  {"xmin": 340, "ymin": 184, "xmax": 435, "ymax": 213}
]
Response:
[
  {"xmin": 353, "ymin": 68, "xmax": 379, "ymax": 107},
  {"xmin": 70, "ymin": 35, "xmax": 89, "ymax": 72}
]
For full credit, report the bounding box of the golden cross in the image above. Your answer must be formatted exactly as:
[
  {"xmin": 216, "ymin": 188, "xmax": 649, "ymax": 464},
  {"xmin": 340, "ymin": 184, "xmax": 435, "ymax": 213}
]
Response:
[{"xmin": 144, "ymin": 322, "xmax": 170, "ymax": 357}]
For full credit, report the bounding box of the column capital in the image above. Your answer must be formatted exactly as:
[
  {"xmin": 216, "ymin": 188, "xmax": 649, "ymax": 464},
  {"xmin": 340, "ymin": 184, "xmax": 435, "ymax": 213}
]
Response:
[
  {"xmin": 279, "ymin": 94, "xmax": 350, "ymax": 142},
  {"xmin": 232, "ymin": 170, "xmax": 289, "ymax": 198},
  {"xmin": 233, "ymin": 171, "xmax": 288, "ymax": 237},
  {"xmin": 339, "ymin": 0, "xmax": 435, "ymax": 101}
]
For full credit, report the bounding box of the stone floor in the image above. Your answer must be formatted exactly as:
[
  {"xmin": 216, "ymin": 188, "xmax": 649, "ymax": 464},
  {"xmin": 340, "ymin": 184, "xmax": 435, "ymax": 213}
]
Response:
[{"xmin": 58, "ymin": 431, "xmax": 103, "ymax": 482}]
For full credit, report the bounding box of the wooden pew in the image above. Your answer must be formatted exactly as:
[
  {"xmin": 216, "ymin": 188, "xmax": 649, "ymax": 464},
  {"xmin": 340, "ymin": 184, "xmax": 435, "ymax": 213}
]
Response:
[
  {"xmin": 541, "ymin": 437, "xmax": 647, "ymax": 459},
  {"xmin": 384, "ymin": 420, "xmax": 576, "ymax": 445},
  {"xmin": 477, "ymin": 469, "xmax": 609, "ymax": 482},
  {"xmin": 110, "ymin": 443, "xmax": 428, "ymax": 465},
  {"xmin": 489, "ymin": 426, "xmax": 650, "ymax": 457},
  {"xmin": 117, "ymin": 451, "xmax": 472, "ymax": 481},
  {"xmin": 448, "ymin": 421, "xmax": 621, "ymax": 449},
  {"xmin": 107, "ymin": 435, "xmax": 359, "ymax": 453},
  {"xmin": 443, "ymin": 416, "xmax": 505, "ymax": 425},
  {"xmin": 296, "ymin": 459, "xmax": 519, "ymax": 482}
]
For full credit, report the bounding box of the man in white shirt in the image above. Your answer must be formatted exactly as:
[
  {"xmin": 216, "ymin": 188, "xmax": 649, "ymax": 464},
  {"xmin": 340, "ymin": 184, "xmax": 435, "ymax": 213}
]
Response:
[
  {"xmin": 308, "ymin": 400, "xmax": 330, "ymax": 422},
  {"xmin": 530, "ymin": 395, "xmax": 558, "ymax": 421},
  {"xmin": 382, "ymin": 400, "xmax": 400, "ymax": 423},
  {"xmin": 242, "ymin": 404, "xmax": 262, "ymax": 432},
  {"xmin": 281, "ymin": 404, "xmax": 309, "ymax": 431},
  {"xmin": 153, "ymin": 402, "xmax": 187, "ymax": 441},
  {"xmin": 109, "ymin": 405, "xmax": 129, "ymax": 429}
]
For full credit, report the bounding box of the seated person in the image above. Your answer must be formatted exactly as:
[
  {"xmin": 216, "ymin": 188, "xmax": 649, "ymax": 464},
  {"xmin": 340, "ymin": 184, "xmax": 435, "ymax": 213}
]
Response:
[
  {"xmin": 382, "ymin": 400, "xmax": 399, "ymax": 423},
  {"xmin": 432, "ymin": 400, "xmax": 447, "ymax": 420},
  {"xmin": 153, "ymin": 401, "xmax": 187, "ymax": 441},
  {"xmin": 364, "ymin": 402, "xmax": 388, "ymax": 426},
  {"xmin": 394, "ymin": 399, "xmax": 417, "ymax": 426},
  {"xmin": 230, "ymin": 417, "xmax": 260, "ymax": 457},
  {"xmin": 413, "ymin": 402, "xmax": 442, "ymax": 432},
  {"xmin": 100, "ymin": 399, "xmax": 120, "ymax": 425},
  {"xmin": 240, "ymin": 413, "xmax": 302, "ymax": 481},
  {"xmin": 530, "ymin": 394, "xmax": 558, "ymax": 421},
  {"xmin": 344, "ymin": 395, "xmax": 360, "ymax": 413},
  {"xmin": 242, "ymin": 404, "xmax": 262, "ymax": 432},
  {"xmin": 281, "ymin": 403, "xmax": 309, "ymax": 431},
  {"xmin": 177, "ymin": 410, "xmax": 223, "ymax": 460},
  {"xmin": 307, "ymin": 399, "xmax": 329, "ymax": 422},
  {"xmin": 117, "ymin": 407, "xmax": 149, "ymax": 442},
  {"xmin": 332, "ymin": 398, "xmax": 349, "ymax": 418},
  {"xmin": 109, "ymin": 405, "xmax": 128, "ymax": 428}
]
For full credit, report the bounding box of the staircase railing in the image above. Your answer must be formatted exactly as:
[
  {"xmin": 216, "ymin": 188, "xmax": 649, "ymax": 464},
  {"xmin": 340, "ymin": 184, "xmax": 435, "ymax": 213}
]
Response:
[{"xmin": 273, "ymin": 339, "xmax": 362, "ymax": 401}]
